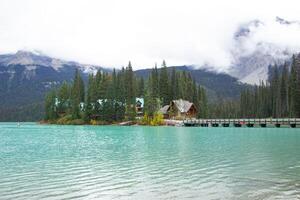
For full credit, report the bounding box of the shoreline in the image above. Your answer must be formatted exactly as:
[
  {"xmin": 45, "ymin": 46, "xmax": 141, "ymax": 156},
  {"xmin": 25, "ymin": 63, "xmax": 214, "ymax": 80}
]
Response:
[
  {"xmin": 37, "ymin": 119, "xmax": 184, "ymax": 127},
  {"xmin": 39, "ymin": 118, "xmax": 300, "ymax": 128},
  {"xmin": 39, "ymin": 119, "xmax": 184, "ymax": 127}
]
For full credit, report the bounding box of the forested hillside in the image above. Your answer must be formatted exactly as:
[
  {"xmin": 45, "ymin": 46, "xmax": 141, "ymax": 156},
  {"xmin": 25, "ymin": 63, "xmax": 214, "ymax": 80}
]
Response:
[
  {"xmin": 135, "ymin": 66, "xmax": 246, "ymax": 101},
  {"xmin": 44, "ymin": 62, "xmax": 208, "ymax": 124},
  {"xmin": 0, "ymin": 52, "xmax": 248, "ymax": 121},
  {"xmin": 209, "ymin": 55, "xmax": 300, "ymax": 118},
  {"xmin": 3, "ymin": 50, "xmax": 299, "ymax": 121}
]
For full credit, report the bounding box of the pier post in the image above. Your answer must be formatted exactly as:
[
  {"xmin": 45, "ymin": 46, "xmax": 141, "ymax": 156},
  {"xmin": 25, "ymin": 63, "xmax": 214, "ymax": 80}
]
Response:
[
  {"xmin": 260, "ymin": 124, "xmax": 267, "ymax": 127},
  {"xmin": 234, "ymin": 123, "xmax": 242, "ymax": 127},
  {"xmin": 183, "ymin": 118, "xmax": 299, "ymax": 128},
  {"xmin": 275, "ymin": 124, "xmax": 281, "ymax": 128},
  {"xmin": 222, "ymin": 123, "xmax": 229, "ymax": 127},
  {"xmin": 212, "ymin": 123, "xmax": 219, "ymax": 127}
]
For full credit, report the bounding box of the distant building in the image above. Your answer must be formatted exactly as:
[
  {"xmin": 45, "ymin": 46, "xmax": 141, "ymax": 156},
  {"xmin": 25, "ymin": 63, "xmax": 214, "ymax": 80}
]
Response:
[
  {"xmin": 159, "ymin": 99, "xmax": 197, "ymax": 119},
  {"xmin": 97, "ymin": 99, "xmax": 107, "ymax": 106},
  {"xmin": 79, "ymin": 102, "xmax": 85, "ymax": 111},
  {"xmin": 136, "ymin": 97, "xmax": 144, "ymax": 115}
]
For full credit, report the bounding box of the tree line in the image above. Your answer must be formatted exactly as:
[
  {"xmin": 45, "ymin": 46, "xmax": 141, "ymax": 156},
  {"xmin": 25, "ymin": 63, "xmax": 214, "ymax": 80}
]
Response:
[
  {"xmin": 44, "ymin": 61, "xmax": 208, "ymax": 124},
  {"xmin": 209, "ymin": 55, "xmax": 300, "ymax": 118},
  {"xmin": 240, "ymin": 55, "xmax": 300, "ymax": 118}
]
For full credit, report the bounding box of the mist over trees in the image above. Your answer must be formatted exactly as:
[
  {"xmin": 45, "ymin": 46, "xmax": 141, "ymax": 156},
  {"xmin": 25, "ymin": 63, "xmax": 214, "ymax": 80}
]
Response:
[
  {"xmin": 238, "ymin": 57, "xmax": 300, "ymax": 118},
  {"xmin": 210, "ymin": 55, "xmax": 300, "ymax": 118}
]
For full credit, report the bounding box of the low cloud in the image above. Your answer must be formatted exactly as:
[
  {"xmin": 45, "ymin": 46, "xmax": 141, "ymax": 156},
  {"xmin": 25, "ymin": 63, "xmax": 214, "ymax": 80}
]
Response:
[{"xmin": 1, "ymin": 0, "xmax": 300, "ymax": 70}]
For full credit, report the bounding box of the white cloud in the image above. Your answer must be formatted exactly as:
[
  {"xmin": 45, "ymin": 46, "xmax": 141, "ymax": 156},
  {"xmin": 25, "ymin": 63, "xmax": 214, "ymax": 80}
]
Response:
[{"xmin": 0, "ymin": 0, "xmax": 300, "ymax": 70}]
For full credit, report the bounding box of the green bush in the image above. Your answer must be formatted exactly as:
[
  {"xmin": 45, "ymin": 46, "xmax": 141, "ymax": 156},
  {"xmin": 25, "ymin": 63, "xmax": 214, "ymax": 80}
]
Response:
[
  {"xmin": 140, "ymin": 112, "xmax": 164, "ymax": 126},
  {"xmin": 151, "ymin": 112, "xmax": 164, "ymax": 126},
  {"xmin": 55, "ymin": 115, "xmax": 85, "ymax": 125},
  {"xmin": 139, "ymin": 113, "xmax": 151, "ymax": 125}
]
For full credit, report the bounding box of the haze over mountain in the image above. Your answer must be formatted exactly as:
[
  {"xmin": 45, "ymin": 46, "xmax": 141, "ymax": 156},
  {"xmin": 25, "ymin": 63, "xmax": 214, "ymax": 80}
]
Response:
[
  {"xmin": 227, "ymin": 17, "xmax": 300, "ymax": 84},
  {"xmin": 1, "ymin": 16, "xmax": 300, "ymax": 85}
]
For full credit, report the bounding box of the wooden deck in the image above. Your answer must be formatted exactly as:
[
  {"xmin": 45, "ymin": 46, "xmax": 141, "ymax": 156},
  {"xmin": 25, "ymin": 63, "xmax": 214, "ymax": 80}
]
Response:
[{"xmin": 183, "ymin": 118, "xmax": 300, "ymax": 128}]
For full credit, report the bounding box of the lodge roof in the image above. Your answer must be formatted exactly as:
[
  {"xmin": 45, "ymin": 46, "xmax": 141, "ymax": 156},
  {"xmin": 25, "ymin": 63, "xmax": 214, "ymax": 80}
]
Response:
[
  {"xmin": 159, "ymin": 105, "xmax": 170, "ymax": 114},
  {"xmin": 172, "ymin": 99, "xmax": 194, "ymax": 113}
]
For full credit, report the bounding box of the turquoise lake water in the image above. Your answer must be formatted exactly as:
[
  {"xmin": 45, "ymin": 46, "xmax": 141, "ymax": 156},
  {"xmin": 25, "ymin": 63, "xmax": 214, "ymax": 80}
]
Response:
[{"xmin": 0, "ymin": 123, "xmax": 299, "ymax": 200}]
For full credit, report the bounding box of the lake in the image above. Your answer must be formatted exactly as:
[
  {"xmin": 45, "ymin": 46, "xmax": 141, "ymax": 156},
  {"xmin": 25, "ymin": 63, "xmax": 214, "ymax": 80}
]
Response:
[{"xmin": 0, "ymin": 123, "xmax": 299, "ymax": 199}]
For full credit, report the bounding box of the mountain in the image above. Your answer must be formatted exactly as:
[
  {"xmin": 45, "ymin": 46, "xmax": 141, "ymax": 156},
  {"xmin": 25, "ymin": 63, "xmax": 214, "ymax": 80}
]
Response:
[
  {"xmin": 0, "ymin": 51, "xmax": 248, "ymax": 121},
  {"xmin": 0, "ymin": 51, "xmax": 109, "ymax": 107},
  {"xmin": 228, "ymin": 17, "xmax": 298, "ymax": 84},
  {"xmin": 0, "ymin": 51, "xmax": 110, "ymax": 121}
]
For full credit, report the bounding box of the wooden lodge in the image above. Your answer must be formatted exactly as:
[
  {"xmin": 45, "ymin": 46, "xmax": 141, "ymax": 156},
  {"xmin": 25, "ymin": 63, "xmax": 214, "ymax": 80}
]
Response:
[{"xmin": 159, "ymin": 99, "xmax": 197, "ymax": 119}]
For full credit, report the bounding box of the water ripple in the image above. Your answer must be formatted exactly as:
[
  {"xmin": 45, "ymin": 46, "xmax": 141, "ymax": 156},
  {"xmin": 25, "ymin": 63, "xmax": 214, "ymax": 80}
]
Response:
[{"xmin": 0, "ymin": 123, "xmax": 300, "ymax": 199}]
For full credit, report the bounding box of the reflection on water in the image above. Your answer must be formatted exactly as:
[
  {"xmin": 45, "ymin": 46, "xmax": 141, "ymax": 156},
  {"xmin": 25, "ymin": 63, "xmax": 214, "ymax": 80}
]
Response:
[{"xmin": 0, "ymin": 123, "xmax": 300, "ymax": 199}]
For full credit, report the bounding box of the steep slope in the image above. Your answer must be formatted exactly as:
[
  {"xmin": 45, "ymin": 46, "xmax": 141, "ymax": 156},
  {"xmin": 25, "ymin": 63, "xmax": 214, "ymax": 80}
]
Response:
[{"xmin": 228, "ymin": 17, "xmax": 298, "ymax": 84}]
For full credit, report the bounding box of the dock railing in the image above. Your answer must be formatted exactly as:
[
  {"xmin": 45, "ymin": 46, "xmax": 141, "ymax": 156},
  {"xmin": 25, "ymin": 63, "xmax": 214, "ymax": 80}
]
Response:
[{"xmin": 183, "ymin": 118, "xmax": 300, "ymax": 127}]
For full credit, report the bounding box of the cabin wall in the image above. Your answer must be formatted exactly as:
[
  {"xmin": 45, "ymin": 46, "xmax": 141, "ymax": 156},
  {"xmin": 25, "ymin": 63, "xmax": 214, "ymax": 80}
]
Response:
[
  {"xmin": 186, "ymin": 106, "xmax": 197, "ymax": 118},
  {"xmin": 168, "ymin": 101, "xmax": 197, "ymax": 119}
]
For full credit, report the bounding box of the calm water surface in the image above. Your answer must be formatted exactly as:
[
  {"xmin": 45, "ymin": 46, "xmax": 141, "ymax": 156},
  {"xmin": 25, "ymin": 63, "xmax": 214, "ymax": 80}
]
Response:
[{"xmin": 0, "ymin": 123, "xmax": 300, "ymax": 200}]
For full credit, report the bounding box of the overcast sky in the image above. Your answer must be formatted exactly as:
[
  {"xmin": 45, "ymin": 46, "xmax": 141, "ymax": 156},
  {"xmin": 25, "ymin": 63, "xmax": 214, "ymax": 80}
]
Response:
[{"xmin": 1, "ymin": 0, "xmax": 300, "ymax": 70}]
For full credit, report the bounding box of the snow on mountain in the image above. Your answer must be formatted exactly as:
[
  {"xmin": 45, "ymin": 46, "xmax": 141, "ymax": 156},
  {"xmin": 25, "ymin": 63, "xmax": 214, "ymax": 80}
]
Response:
[
  {"xmin": 0, "ymin": 50, "xmax": 107, "ymax": 75},
  {"xmin": 228, "ymin": 17, "xmax": 299, "ymax": 84},
  {"xmin": 79, "ymin": 65, "xmax": 102, "ymax": 75},
  {"xmin": 0, "ymin": 50, "xmax": 55, "ymax": 67}
]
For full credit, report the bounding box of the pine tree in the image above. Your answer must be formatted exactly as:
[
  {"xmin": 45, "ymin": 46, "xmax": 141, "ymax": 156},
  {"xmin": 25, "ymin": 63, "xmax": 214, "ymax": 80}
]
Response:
[
  {"xmin": 125, "ymin": 61, "xmax": 136, "ymax": 120},
  {"xmin": 280, "ymin": 63, "xmax": 288, "ymax": 117},
  {"xmin": 45, "ymin": 90, "xmax": 58, "ymax": 120},
  {"xmin": 84, "ymin": 74, "xmax": 94, "ymax": 122},
  {"xmin": 151, "ymin": 63, "xmax": 160, "ymax": 98},
  {"xmin": 289, "ymin": 56, "xmax": 298, "ymax": 117},
  {"xmin": 294, "ymin": 55, "xmax": 300, "ymax": 117},
  {"xmin": 115, "ymin": 69, "xmax": 126, "ymax": 121},
  {"xmin": 57, "ymin": 81, "xmax": 70, "ymax": 114},
  {"xmin": 159, "ymin": 60, "xmax": 170, "ymax": 105},
  {"xmin": 137, "ymin": 77, "xmax": 145, "ymax": 97},
  {"xmin": 71, "ymin": 69, "xmax": 85, "ymax": 119},
  {"xmin": 95, "ymin": 70, "xmax": 102, "ymax": 100},
  {"xmin": 271, "ymin": 65, "xmax": 280, "ymax": 117},
  {"xmin": 198, "ymin": 86, "xmax": 208, "ymax": 118},
  {"xmin": 170, "ymin": 68, "xmax": 177, "ymax": 100},
  {"xmin": 144, "ymin": 90, "xmax": 159, "ymax": 117}
]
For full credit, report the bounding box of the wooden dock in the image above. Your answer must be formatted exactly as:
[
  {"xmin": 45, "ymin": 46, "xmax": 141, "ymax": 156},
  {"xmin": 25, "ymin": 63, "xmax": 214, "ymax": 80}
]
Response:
[{"xmin": 183, "ymin": 118, "xmax": 300, "ymax": 128}]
